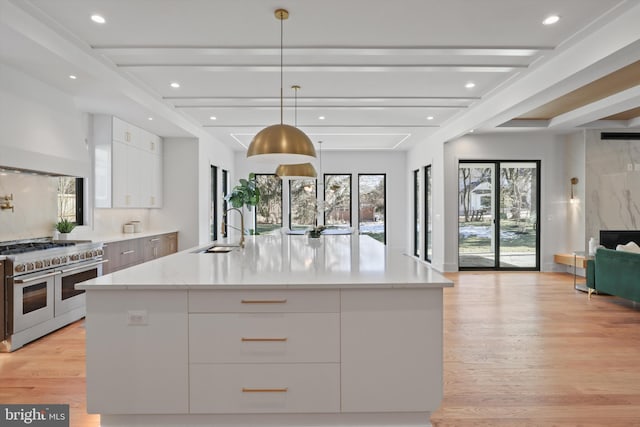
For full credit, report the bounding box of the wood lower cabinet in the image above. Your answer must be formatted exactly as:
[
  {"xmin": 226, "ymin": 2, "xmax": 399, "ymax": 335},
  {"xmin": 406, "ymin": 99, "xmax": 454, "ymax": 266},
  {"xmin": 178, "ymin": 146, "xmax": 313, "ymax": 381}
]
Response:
[{"xmin": 104, "ymin": 232, "xmax": 178, "ymax": 274}]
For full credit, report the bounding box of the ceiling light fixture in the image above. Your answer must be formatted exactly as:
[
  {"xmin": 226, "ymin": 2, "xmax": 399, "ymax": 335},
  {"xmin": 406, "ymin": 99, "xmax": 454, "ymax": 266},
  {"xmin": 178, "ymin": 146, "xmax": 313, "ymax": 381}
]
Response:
[
  {"xmin": 170, "ymin": 82, "xmax": 180, "ymax": 88},
  {"xmin": 246, "ymin": 9, "xmax": 316, "ymax": 165},
  {"xmin": 148, "ymin": 117, "xmax": 153, "ymax": 121},
  {"xmin": 426, "ymin": 116, "xmax": 434, "ymax": 120},
  {"xmin": 318, "ymin": 116, "xmax": 326, "ymax": 120},
  {"xmin": 465, "ymin": 82, "xmax": 476, "ymax": 89},
  {"xmin": 68, "ymin": 75, "xmax": 77, "ymax": 80},
  {"xmin": 543, "ymin": 15, "xmax": 560, "ymax": 25},
  {"xmin": 276, "ymin": 85, "xmax": 318, "ymax": 180},
  {"xmin": 209, "ymin": 116, "xmax": 217, "ymax": 120},
  {"xmin": 90, "ymin": 14, "xmax": 106, "ymax": 24}
]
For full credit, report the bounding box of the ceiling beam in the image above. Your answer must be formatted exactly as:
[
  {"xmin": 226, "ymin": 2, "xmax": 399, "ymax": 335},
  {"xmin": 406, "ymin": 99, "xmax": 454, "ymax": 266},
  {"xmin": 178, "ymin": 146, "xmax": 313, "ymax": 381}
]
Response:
[
  {"xmin": 118, "ymin": 64, "xmax": 525, "ymax": 72},
  {"xmin": 175, "ymin": 105, "xmax": 467, "ymax": 110},
  {"xmin": 548, "ymin": 85, "xmax": 640, "ymax": 129},
  {"xmin": 94, "ymin": 46, "xmax": 551, "ymax": 57}
]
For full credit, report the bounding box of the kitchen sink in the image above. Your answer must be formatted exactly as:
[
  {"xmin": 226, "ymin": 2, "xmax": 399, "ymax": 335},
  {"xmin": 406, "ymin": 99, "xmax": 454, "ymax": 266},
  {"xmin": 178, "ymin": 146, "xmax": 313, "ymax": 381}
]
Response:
[{"xmin": 203, "ymin": 244, "xmax": 240, "ymax": 254}]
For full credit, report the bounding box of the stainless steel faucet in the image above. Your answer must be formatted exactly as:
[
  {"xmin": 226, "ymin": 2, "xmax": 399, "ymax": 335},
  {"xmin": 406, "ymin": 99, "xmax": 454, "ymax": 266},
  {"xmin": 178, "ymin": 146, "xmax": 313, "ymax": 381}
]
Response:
[{"xmin": 221, "ymin": 208, "xmax": 245, "ymax": 248}]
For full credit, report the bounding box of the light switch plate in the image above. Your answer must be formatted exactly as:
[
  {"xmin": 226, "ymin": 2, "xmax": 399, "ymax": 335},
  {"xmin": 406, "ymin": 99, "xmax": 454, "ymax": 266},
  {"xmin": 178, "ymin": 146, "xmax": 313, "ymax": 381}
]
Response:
[{"xmin": 128, "ymin": 310, "xmax": 148, "ymax": 326}]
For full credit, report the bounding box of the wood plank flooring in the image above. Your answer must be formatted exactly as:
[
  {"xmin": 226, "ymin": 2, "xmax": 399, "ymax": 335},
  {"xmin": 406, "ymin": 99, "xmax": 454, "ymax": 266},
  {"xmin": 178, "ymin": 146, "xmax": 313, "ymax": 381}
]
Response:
[{"xmin": 1, "ymin": 272, "xmax": 639, "ymax": 426}]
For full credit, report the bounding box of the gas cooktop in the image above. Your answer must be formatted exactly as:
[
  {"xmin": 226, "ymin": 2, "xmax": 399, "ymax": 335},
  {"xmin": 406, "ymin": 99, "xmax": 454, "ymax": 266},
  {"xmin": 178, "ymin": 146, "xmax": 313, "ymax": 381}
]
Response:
[{"xmin": 0, "ymin": 240, "xmax": 76, "ymax": 255}]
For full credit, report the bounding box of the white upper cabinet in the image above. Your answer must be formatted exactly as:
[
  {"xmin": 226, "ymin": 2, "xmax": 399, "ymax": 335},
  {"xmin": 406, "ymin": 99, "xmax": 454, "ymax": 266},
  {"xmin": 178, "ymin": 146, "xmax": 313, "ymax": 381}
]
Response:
[{"xmin": 94, "ymin": 115, "xmax": 163, "ymax": 208}]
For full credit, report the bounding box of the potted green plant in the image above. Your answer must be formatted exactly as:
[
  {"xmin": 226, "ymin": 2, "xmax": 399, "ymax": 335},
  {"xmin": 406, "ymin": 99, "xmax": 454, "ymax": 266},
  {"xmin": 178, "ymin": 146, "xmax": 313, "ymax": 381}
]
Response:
[
  {"xmin": 55, "ymin": 219, "xmax": 76, "ymax": 240},
  {"xmin": 224, "ymin": 173, "xmax": 260, "ymax": 235}
]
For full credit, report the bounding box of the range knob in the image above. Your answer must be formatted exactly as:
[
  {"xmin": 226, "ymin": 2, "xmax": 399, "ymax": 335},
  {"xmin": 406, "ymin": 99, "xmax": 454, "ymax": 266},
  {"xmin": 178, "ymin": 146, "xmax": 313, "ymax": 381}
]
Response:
[
  {"xmin": 87, "ymin": 251, "xmax": 94, "ymax": 258},
  {"xmin": 26, "ymin": 262, "xmax": 35, "ymax": 271},
  {"xmin": 35, "ymin": 260, "xmax": 43, "ymax": 269},
  {"xmin": 70, "ymin": 254, "xmax": 80, "ymax": 261},
  {"xmin": 44, "ymin": 259, "xmax": 51, "ymax": 267},
  {"xmin": 52, "ymin": 257, "xmax": 61, "ymax": 265},
  {"xmin": 15, "ymin": 264, "xmax": 25, "ymax": 273},
  {"xmin": 97, "ymin": 249, "xmax": 103, "ymax": 256}
]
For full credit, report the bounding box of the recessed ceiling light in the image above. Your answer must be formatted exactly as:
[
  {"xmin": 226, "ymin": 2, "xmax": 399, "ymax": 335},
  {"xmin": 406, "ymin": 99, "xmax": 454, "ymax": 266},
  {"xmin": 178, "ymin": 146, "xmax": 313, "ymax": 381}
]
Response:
[
  {"xmin": 469, "ymin": 129, "xmax": 475, "ymax": 133},
  {"xmin": 426, "ymin": 116, "xmax": 434, "ymax": 120},
  {"xmin": 68, "ymin": 75, "xmax": 77, "ymax": 80},
  {"xmin": 170, "ymin": 82, "xmax": 180, "ymax": 88},
  {"xmin": 543, "ymin": 15, "xmax": 560, "ymax": 25},
  {"xmin": 90, "ymin": 14, "xmax": 106, "ymax": 24},
  {"xmin": 318, "ymin": 116, "xmax": 325, "ymax": 120},
  {"xmin": 209, "ymin": 116, "xmax": 217, "ymax": 120},
  {"xmin": 148, "ymin": 117, "xmax": 153, "ymax": 121},
  {"xmin": 465, "ymin": 82, "xmax": 476, "ymax": 89}
]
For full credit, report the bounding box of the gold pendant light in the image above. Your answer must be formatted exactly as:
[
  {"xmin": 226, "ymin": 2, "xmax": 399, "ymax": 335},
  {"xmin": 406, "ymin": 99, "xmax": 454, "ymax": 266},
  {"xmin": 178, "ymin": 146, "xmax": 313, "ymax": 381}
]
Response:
[
  {"xmin": 247, "ymin": 9, "xmax": 317, "ymax": 164},
  {"xmin": 276, "ymin": 85, "xmax": 317, "ymax": 180}
]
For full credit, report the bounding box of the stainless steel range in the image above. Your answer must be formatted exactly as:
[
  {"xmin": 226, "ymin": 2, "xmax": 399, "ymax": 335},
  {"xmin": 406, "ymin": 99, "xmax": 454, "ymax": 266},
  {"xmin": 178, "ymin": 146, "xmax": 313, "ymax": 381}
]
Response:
[{"xmin": 1, "ymin": 238, "xmax": 104, "ymax": 352}]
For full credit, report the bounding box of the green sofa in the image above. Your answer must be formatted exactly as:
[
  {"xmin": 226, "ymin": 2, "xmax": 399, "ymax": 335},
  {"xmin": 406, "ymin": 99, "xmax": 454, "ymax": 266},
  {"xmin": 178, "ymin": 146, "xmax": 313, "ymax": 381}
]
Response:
[{"xmin": 586, "ymin": 247, "xmax": 640, "ymax": 303}]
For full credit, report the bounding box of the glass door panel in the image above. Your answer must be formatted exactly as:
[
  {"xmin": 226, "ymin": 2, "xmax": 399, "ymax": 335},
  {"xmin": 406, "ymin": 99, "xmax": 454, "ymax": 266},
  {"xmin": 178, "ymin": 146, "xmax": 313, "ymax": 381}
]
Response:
[
  {"xmin": 458, "ymin": 163, "xmax": 495, "ymax": 268},
  {"xmin": 499, "ymin": 162, "xmax": 538, "ymax": 268}
]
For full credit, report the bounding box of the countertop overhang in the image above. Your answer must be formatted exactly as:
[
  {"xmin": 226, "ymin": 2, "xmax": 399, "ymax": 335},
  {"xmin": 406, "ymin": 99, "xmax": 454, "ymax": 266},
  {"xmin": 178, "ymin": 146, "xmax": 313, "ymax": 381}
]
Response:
[{"xmin": 78, "ymin": 234, "xmax": 452, "ymax": 290}]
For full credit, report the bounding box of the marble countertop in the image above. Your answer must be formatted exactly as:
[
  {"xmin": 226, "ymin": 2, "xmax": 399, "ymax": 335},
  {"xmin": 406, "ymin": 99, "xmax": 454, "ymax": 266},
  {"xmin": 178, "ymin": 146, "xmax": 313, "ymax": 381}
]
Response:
[
  {"xmin": 78, "ymin": 234, "xmax": 452, "ymax": 290},
  {"xmin": 84, "ymin": 230, "xmax": 178, "ymax": 244}
]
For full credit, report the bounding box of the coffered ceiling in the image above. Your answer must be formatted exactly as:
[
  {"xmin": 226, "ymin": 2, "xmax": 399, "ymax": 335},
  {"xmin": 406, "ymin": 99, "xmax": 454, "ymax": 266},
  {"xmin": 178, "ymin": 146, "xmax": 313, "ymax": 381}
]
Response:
[{"xmin": 1, "ymin": 0, "xmax": 640, "ymax": 151}]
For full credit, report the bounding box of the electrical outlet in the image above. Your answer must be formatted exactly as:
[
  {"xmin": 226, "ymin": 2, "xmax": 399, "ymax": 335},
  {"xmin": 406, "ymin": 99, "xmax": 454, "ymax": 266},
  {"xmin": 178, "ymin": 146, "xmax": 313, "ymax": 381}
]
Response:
[{"xmin": 128, "ymin": 310, "xmax": 148, "ymax": 326}]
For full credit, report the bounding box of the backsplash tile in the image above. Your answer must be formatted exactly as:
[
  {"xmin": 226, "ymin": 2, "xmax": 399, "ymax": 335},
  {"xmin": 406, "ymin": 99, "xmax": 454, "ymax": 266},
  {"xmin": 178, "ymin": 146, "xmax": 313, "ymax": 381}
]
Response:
[{"xmin": 0, "ymin": 172, "xmax": 57, "ymax": 241}]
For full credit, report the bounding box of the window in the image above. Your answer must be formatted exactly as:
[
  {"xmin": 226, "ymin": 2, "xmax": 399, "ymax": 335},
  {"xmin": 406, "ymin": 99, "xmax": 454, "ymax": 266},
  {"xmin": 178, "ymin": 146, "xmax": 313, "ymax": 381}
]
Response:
[
  {"xmin": 358, "ymin": 174, "xmax": 385, "ymax": 244},
  {"xmin": 425, "ymin": 165, "xmax": 432, "ymax": 262},
  {"xmin": 57, "ymin": 177, "xmax": 83, "ymax": 225},
  {"xmin": 290, "ymin": 179, "xmax": 317, "ymax": 230},
  {"xmin": 413, "ymin": 169, "xmax": 421, "ymax": 257},
  {"xmin": 222, "ymin": 169, "xmax": 229, "ymax": 237},
  {"xmin": 254, "ymin": 174, "xmax": 282, "ymax": 234},
  {"xmin": 210, "ymin": 165, "xmax": 218, "ymax": 241},
  {"xmin": 324, "ymin": 174, "xmax": 351, "ymax": 228}
]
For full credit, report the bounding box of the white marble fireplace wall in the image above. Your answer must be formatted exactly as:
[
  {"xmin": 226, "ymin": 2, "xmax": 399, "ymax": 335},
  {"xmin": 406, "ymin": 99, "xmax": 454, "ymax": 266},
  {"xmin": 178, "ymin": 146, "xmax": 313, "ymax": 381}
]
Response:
[{"xmin": 585, "ymin": 130, "xmax": 640, "ymax": 246}]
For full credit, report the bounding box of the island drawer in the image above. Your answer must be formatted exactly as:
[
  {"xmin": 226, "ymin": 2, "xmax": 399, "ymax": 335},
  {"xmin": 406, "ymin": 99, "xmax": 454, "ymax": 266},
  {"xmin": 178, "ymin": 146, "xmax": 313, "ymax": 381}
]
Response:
[
  {"xmin": 189, "ymin": 313, "xmax": 339, "ymax": 363},
  {"xmin": 189, "ymin": 363, "xmax": 340, "ymax": 414},
  {"xmin": 188, "ymin": 290, "xmax": 339, "ymax": 313}
]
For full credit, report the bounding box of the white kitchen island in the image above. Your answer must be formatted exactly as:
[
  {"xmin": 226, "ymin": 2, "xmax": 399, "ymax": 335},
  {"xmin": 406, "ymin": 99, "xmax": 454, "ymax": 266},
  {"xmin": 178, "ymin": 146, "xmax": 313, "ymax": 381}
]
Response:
[{"xmin": 78, "ymin": 234, "xmax": 453, "ymax": 427}]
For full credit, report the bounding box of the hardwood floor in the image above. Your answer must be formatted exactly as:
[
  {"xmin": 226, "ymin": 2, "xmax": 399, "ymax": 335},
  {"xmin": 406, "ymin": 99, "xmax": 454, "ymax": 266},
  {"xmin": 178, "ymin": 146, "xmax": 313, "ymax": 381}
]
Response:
[{"xmin": 1, "ymin": 272, "xmax": 639, "ymax": 426}]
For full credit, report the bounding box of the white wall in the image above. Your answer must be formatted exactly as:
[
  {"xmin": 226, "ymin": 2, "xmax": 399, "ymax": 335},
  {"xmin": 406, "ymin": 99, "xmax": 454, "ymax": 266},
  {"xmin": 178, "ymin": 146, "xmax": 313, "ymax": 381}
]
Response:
[
  {"xmin": 234, "ymin": 150, "xmax": 408, "ymax": 250},
  {"xmin": 150, "ymin": 138, "xmax": 199, "ymax": 250},
  {"xmin": 442, "ymin": 132, "xmax": 567, "ymax": 272},
  {"xmin": 565, "ymin": 131, "xmax": 586, "ymax": 253},
  {"xmin": 197, "ymin": 135, "xmax": 235, "ymax": 245},
  {"xmin": 406, "ymin": 138, "xmax": 446, "ymax": 270}
]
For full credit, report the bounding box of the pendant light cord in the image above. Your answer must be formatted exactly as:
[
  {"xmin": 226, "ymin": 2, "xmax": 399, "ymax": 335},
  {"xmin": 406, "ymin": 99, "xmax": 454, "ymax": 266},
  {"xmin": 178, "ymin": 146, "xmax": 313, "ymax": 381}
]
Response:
[
  {"xmin": 280, "ymin": 15, "xmax": 284, "ymax": 125},
  {"xmin": 294, "ymin": 86, "xmax": 298, "ymax": 127}
]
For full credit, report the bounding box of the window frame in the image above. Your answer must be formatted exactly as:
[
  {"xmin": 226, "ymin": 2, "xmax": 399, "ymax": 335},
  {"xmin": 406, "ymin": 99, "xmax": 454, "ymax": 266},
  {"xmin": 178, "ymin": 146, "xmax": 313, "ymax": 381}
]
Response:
[
  {"xmin": 323, "ymin": 173, "xmax": 352, "ymax": 228},
  {"xmin": 357, "ymin": 173, "xmax": 386, "ymax": 244}
]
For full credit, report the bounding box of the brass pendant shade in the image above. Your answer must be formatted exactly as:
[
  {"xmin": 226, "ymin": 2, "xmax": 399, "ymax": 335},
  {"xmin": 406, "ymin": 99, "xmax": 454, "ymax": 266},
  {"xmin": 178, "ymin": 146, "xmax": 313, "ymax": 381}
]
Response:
[
  {"xmin": 248, "ymin": 124, "xmax": 316, "ymax": 164},
  {"xmin": 246, "ymin": 9, "xmax": 317, "ymax": 165},
  {"xmin": 275, "ymin": 162, "xmax": 317, "ymax": 180}
]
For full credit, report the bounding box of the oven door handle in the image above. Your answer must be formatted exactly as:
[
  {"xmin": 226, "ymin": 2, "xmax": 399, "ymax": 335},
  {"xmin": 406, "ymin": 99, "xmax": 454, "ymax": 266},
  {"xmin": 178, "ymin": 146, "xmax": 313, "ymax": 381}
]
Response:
[
  {"xmin": 60, "ymin": 259, "xmax": 108, "ymax": 274},
  {"xmin": 14, "ymin": 271, "xmax": 61, "ymax": 284}
]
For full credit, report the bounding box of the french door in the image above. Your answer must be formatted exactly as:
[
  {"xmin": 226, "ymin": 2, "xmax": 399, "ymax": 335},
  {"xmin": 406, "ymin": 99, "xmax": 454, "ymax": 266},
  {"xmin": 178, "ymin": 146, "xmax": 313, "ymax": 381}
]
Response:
[{"xmin": 458, "ymin": 161, "xmax": 540, "ymax": 270}]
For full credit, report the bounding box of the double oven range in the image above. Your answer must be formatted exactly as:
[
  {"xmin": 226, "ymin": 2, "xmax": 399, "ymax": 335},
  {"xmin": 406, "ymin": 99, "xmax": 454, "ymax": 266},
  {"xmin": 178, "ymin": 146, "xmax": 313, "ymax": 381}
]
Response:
[{"xmin": 1, "ymin": 238, "xmax": 104, "ymax": 352}]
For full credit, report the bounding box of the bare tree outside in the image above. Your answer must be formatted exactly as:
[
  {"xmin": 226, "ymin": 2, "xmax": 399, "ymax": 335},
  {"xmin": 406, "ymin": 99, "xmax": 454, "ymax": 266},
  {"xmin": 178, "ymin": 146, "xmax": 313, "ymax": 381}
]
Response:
[
  {"xmin": 255, "ymin": 174, "xmax": 282, "ymax": 234},
  {"xmin": 58, "ymin": 177, "xmax": 76, "ymax": 222},
  {"xmin": 290, "ymin": 179, "xmax": 317, "ymax": 229},
  {"xmin": 359, "ymin": 175, "xmax": 385, "ymax": 243},
  {"xmin": 324, "ymin": 175, "xmax": 351, "ymax": 227}
]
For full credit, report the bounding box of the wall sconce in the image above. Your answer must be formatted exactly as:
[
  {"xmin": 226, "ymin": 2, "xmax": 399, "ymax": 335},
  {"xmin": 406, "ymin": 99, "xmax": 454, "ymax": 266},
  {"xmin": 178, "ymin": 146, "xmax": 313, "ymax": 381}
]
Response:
[
  {"xmin": 570, "ymin": 177, "xmax": 579, "ymax": 203},
  {"xmin": 1, "ymin": 194, "xmax": 14, "ymax": 212}
]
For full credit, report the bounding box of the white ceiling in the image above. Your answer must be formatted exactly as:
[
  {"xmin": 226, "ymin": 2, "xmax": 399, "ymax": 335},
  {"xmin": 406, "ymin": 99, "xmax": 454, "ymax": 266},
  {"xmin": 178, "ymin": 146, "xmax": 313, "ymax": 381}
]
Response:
[{"xmin": 1, "ymin": 0, "xmax": 639, "ymax": 151}]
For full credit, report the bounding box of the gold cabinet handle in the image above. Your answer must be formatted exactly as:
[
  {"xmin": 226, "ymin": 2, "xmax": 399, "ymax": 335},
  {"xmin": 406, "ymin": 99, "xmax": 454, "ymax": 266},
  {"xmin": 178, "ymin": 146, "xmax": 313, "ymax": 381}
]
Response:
[
  {"xmin": 242, "ymin": 388, "xmax": 288, "ymax": 393},
  {"xmin": 240, "ymin": 299, "xmax": 287, "ymax": 304},
  {"xmin": 241, "ymin": 337, "xmax": 288, "ymax": 342}
]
